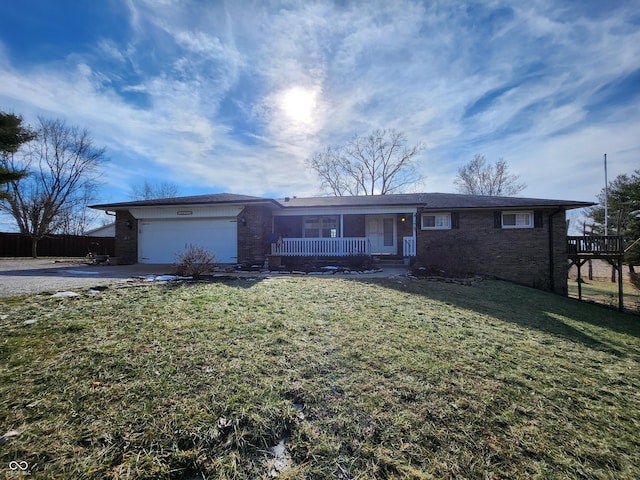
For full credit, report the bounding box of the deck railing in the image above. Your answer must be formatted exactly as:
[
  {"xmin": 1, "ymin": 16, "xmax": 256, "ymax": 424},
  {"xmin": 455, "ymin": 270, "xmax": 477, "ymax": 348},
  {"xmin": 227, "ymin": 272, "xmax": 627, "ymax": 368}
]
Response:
[
  {"xmin": 271, "ymin": 237, "xmax": 370, "ymax": 256},
  {"xmin": 567, "ymin": 235, "xmax": 624, "ymax": 256},
  {"xmin": 403, "ymin": 236, "xmax": 416, "ymax": 256}
]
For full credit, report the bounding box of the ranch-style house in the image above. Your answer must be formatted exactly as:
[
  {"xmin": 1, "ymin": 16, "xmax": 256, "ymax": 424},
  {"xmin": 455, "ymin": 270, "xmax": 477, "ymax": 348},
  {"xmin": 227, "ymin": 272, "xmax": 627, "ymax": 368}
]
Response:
[{"xmin": 91, "ymin": 192, "xmax": 594, "ymax": 295}]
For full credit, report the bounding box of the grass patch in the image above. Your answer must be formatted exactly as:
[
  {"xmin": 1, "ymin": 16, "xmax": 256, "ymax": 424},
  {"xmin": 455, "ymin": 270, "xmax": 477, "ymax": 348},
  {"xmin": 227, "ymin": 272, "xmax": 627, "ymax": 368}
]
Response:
[{"xmin": 1, "ymin": 277, "xmax": 639, "ymax": 479}]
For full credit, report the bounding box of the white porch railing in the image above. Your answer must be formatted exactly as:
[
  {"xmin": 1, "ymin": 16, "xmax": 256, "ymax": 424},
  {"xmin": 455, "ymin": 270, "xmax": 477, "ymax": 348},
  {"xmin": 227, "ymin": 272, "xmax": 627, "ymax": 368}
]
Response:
[
  {"xmin": 272, "ymin": 237, "xmax": 370, "ymax": 256},
  {"xmin": 403, "ymin": 236, "xmax": 416, "ymax": 256}
]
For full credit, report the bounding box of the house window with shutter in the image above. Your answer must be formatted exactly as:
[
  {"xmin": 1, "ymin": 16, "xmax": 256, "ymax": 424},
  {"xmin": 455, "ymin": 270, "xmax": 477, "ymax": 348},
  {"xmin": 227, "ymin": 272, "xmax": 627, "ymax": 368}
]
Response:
[
  {"xmin": 421, "ymin": 213, "xmax": 452, "ymax": 230},
  {"xmin": 501, "ymin": 211, "xmax": 533, "ymax": 229}
]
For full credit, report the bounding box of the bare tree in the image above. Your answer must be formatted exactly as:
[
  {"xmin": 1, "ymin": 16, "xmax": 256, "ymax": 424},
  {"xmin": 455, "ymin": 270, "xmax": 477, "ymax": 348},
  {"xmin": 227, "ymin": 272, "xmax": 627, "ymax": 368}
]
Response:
[
  {"xmin": 454, "ymin": 154, "xmax": 526, "ymax": 196},
  {"xmin": 56, "ymin": 183, "xmax": 103, "ymax": 235},
  {"xmin": 0, "ymin": 117, "xmax": 106, "ymax": 257},
  {"xmin": 307, "ymin": 129, "xmax": 423, "ymax": 196},
  {"xmin": 129, "ymin": 180, "xmax": 180, "ymax": 200}
]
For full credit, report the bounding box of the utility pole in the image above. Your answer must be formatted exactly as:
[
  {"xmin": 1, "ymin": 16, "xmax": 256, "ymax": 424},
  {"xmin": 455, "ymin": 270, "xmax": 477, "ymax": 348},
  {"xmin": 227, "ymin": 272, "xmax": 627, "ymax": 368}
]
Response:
[
  {"xmin": 604, "ymin": 153, "xmax": 609, "ymax": 236},
  {"xmin": 604, "ymin": 153, "xmax": 618, "ymax": 284}
]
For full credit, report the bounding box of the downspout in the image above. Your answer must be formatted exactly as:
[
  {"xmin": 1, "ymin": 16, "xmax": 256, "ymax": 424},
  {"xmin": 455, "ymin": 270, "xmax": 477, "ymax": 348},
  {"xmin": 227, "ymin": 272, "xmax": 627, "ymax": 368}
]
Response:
[{"xmin": 548, "ymin": 208, "xmax": 563, "ymax": 294}]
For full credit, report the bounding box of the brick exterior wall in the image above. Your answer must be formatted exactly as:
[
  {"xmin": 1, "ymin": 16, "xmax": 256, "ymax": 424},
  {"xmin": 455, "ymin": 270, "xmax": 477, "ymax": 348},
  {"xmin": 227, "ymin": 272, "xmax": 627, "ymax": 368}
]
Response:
[
  {"xmin": 237, "ymin": 205, "xmax": 273, "ymax": 264},
  {"xmin": 415, "ymin": 209, "xmax": 569, "ymax": 294},
  {"xmin": 115, "ymin": 210, "xmax": 138, "ymax": 264},
  {"xmin": 397, "ymin": 213, "xmax": 413, "ymax": 250},
  {"xmin": 549, "ymin": 210, "xmax": 569, "ymax": 294}
]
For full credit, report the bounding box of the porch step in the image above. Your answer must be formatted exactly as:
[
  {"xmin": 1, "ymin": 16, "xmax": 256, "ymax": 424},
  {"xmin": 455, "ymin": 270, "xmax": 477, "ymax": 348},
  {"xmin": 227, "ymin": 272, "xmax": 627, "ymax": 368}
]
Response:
[{"xmin": 372, "ymin": 256, "xmax": 409, "ymax": 268}]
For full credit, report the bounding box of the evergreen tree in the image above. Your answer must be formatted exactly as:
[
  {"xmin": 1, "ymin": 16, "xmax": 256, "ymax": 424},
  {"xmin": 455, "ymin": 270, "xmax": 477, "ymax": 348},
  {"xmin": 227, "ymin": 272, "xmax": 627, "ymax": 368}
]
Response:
[
  {"xmin": 0, "ymin": 111, "xmax": 35, "ymax": 200},
  {"xmin": 587, "ymin": 170, "xmax": 640, "ymax": 274}
]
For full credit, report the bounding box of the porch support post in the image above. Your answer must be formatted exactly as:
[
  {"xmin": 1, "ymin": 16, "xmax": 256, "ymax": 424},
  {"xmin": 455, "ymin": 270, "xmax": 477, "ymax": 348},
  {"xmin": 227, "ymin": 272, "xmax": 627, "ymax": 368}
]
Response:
[
  {"xmin": 340, "ymin": 214, "xmax": 344, "ymax": 238},
  {"xmin": 606, "ymin": 257, "xmax": 624, "ymax": 312},
  {"xmin": 574, "ymin": 258, "xmax": 588, "ymax": 301},
  {"xmin": 577, "ymin": 261, "xmax": 582, "ymax": 300},
  {"xmin": 618, "ymin": 257, "xmax": 623, "ymax": 312},
  {"xmin": 412, "ymin": 211, "xmax": 417, "ymax": 256}
]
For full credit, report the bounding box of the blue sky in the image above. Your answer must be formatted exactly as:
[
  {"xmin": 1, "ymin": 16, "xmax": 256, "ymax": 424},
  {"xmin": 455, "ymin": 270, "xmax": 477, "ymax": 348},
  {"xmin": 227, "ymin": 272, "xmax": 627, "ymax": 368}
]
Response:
[{"xmin": 1, "ymin": 0, "xmax": 639, "ymax": 218}]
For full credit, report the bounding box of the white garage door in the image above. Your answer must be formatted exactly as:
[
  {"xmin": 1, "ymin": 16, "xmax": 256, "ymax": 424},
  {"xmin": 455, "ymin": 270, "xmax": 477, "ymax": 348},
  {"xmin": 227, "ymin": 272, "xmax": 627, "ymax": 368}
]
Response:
[{"xmin": 139, "ymin": 218, "xmax": 237, "ymax": 264}]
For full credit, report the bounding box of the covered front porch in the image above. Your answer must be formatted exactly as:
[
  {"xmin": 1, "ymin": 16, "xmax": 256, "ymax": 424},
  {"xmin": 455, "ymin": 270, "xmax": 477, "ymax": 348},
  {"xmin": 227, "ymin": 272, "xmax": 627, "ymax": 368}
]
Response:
[{"xmin": 270, "ymin": 212, "xmax": 417, "ymax": 257}]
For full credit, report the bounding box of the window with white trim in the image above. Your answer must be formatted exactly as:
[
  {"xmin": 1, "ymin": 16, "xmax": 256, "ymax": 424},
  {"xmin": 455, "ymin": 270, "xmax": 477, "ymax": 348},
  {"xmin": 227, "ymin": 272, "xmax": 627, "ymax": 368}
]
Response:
[
  {"xmin": 303, "ymin": 216, "xmax": 339, "ymax": 238},
  {"xmin": 502, "ymin": 211, "xmax": 533, "ymax": 229},
  {"xmin": 421, "ymin": 213, "xmax": 451, "ymax": 230}
]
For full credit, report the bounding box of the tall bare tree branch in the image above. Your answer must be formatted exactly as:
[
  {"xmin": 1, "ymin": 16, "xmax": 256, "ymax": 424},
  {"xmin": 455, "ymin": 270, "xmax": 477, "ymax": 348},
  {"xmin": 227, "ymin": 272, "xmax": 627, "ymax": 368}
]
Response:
[
  {"xmin": 307, "ymin": 129, "xmax": 424, "ymax": 196},
  {"xmin": 454, "ymin": 154, "xmax": 526, "ymax": 196},
  {"xmin": 129, "ymin": 180, "xmax": 180, "ymax": 200}
]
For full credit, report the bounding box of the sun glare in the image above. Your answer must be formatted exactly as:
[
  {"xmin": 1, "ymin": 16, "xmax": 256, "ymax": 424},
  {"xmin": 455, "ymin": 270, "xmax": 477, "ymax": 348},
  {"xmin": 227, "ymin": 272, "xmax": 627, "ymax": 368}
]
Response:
[{"xmin": 279, "ymin": 86, "xmax": 317, "ymax": 124}]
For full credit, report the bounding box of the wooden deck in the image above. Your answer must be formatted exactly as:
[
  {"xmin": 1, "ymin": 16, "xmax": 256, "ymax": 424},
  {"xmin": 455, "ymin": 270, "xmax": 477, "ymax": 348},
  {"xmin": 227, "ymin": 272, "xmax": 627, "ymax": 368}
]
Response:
[
  {"xmin": 567, "ymin": 235, "xmax": 624, "ymax": 260},
  {"xmin": 567, "ymin": 235, "xmax": 625, "ymax": 310}
]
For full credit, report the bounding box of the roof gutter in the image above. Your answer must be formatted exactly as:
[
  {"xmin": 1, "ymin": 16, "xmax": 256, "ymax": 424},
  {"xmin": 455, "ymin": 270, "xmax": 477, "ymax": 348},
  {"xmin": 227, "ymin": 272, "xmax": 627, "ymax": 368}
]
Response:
[{"xmin": 90, "ymin": 198, "xmax": 281, "ymax": 211}]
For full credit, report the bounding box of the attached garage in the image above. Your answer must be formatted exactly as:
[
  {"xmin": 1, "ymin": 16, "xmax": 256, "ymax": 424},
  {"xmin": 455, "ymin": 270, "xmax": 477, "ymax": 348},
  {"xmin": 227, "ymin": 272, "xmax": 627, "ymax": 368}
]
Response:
[
  {"xmin": 90, "ymin": 194, "xmax": 274, "ymax": 265},
  {"xmin": 138, "ymin": 217, "xmax": 238, "ymax": 264}
]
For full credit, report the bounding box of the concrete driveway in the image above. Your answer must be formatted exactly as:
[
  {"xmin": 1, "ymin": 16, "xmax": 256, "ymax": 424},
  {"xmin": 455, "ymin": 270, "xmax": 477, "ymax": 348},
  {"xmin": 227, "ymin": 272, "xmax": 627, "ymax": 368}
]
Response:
[
  {"xmin": 0, "ymin": 258, "xmax": 174, "ymax": 297},
  {"xmin": 0, "ymin": 258, "xmax": 410, "ymax": 297}
]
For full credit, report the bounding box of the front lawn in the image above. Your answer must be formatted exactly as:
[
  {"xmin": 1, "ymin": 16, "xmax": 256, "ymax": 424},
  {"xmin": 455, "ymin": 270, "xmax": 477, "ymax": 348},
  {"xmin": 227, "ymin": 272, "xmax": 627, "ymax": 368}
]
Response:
[{"xmin": 1, "ymin": 276, "xmax": 639, "ymax": 479}]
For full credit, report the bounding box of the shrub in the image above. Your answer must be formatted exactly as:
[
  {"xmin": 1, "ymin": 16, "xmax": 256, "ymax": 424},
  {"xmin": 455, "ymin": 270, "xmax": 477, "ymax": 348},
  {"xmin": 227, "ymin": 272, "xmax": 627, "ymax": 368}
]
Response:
[{"xmin": 175, "ymin": 245, "xmax": 215, "ymax": 279}]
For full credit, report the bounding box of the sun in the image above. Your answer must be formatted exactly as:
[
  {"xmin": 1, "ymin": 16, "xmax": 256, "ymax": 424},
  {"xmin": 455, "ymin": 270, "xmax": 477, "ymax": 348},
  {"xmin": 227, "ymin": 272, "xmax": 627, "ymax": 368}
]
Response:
[{"xmin": 279, "ymin": 86, "xmax": 317, "ymax": 124}]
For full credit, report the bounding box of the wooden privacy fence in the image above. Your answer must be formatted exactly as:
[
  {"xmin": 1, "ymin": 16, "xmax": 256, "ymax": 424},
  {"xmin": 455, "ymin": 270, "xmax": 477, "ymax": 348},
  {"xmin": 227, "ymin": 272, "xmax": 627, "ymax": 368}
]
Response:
[{"xmin": 0, "ymin": 233, "xmax": 115, "ymax": 257}]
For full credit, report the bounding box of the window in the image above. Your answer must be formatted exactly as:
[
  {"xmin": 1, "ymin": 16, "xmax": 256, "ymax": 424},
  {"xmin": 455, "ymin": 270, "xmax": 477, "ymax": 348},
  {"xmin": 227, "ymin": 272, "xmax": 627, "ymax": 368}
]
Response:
[
  {"xmin": 502, "ymin": 211, "xmax": 533, "ymax": 229},
  {"xmin": 383, "ymin": 218, "xmax": 394, "ymax": 245},
  {"xmin": 421, "ymin": 213, "xmax": 451, "ymax": 230},
  {"xmin": 303, "ymin": 216, "xmax": 339, "ymax": 238}
]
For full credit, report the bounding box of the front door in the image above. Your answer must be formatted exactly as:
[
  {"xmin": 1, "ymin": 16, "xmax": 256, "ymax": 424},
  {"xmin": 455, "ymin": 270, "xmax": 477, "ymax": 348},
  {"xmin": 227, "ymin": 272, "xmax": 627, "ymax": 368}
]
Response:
[{"xmin": 366, "ymin": 215, "xmax": 396, "ymax": 254}]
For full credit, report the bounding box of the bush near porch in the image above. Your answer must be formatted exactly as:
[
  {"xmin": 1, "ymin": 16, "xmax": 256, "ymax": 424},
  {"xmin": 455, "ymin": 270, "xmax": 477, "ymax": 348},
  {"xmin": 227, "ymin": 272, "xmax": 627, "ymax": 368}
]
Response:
[{"xmin": 267, "ymin": 254, "xmax": 374, "ymax": 272}]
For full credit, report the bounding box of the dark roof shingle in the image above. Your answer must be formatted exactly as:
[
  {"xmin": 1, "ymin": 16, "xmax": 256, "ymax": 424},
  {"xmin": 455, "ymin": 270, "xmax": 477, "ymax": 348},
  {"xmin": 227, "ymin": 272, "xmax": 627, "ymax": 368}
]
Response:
[
  {"xmin": 91, "ymin": 192, "xmax": 594, "ymax": 211},
  {"xmin": 275, "ymin": 193, "xmax": 593, "ymax": 210},
  {"xmin": 91, "ymin": 193, "xmax": 271, "ymax": 210}
]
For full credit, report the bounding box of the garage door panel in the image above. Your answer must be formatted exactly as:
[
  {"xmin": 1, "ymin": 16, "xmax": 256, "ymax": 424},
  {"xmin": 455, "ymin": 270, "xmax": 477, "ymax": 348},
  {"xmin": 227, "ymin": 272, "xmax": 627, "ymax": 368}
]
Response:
[{"xmin": 139, "ymin": 218, "xmax": 237, "ymax": 264}]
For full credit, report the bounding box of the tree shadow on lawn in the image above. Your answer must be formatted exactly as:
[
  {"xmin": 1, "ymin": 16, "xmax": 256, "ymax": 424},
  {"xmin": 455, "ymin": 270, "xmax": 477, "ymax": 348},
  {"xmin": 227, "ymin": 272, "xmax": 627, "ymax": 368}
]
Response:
[
  {"xmin": 154, "ymin": 274, "xmax": 640, "ymax": 359},
  {"xmin": 352, "ymin": 277, "xmax": 640, "ymax": 360}
]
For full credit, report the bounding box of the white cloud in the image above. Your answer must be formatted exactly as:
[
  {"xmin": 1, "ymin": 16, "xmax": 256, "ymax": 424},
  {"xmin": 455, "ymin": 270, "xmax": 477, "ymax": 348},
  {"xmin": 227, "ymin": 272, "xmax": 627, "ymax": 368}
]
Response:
[
  {"xmin": 97, "ymin": 39, "xmax": 127, "ymax": 64},
  {"xmin": 1, "ymin": 0, "xmax": 638, "ymax": 204}
]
